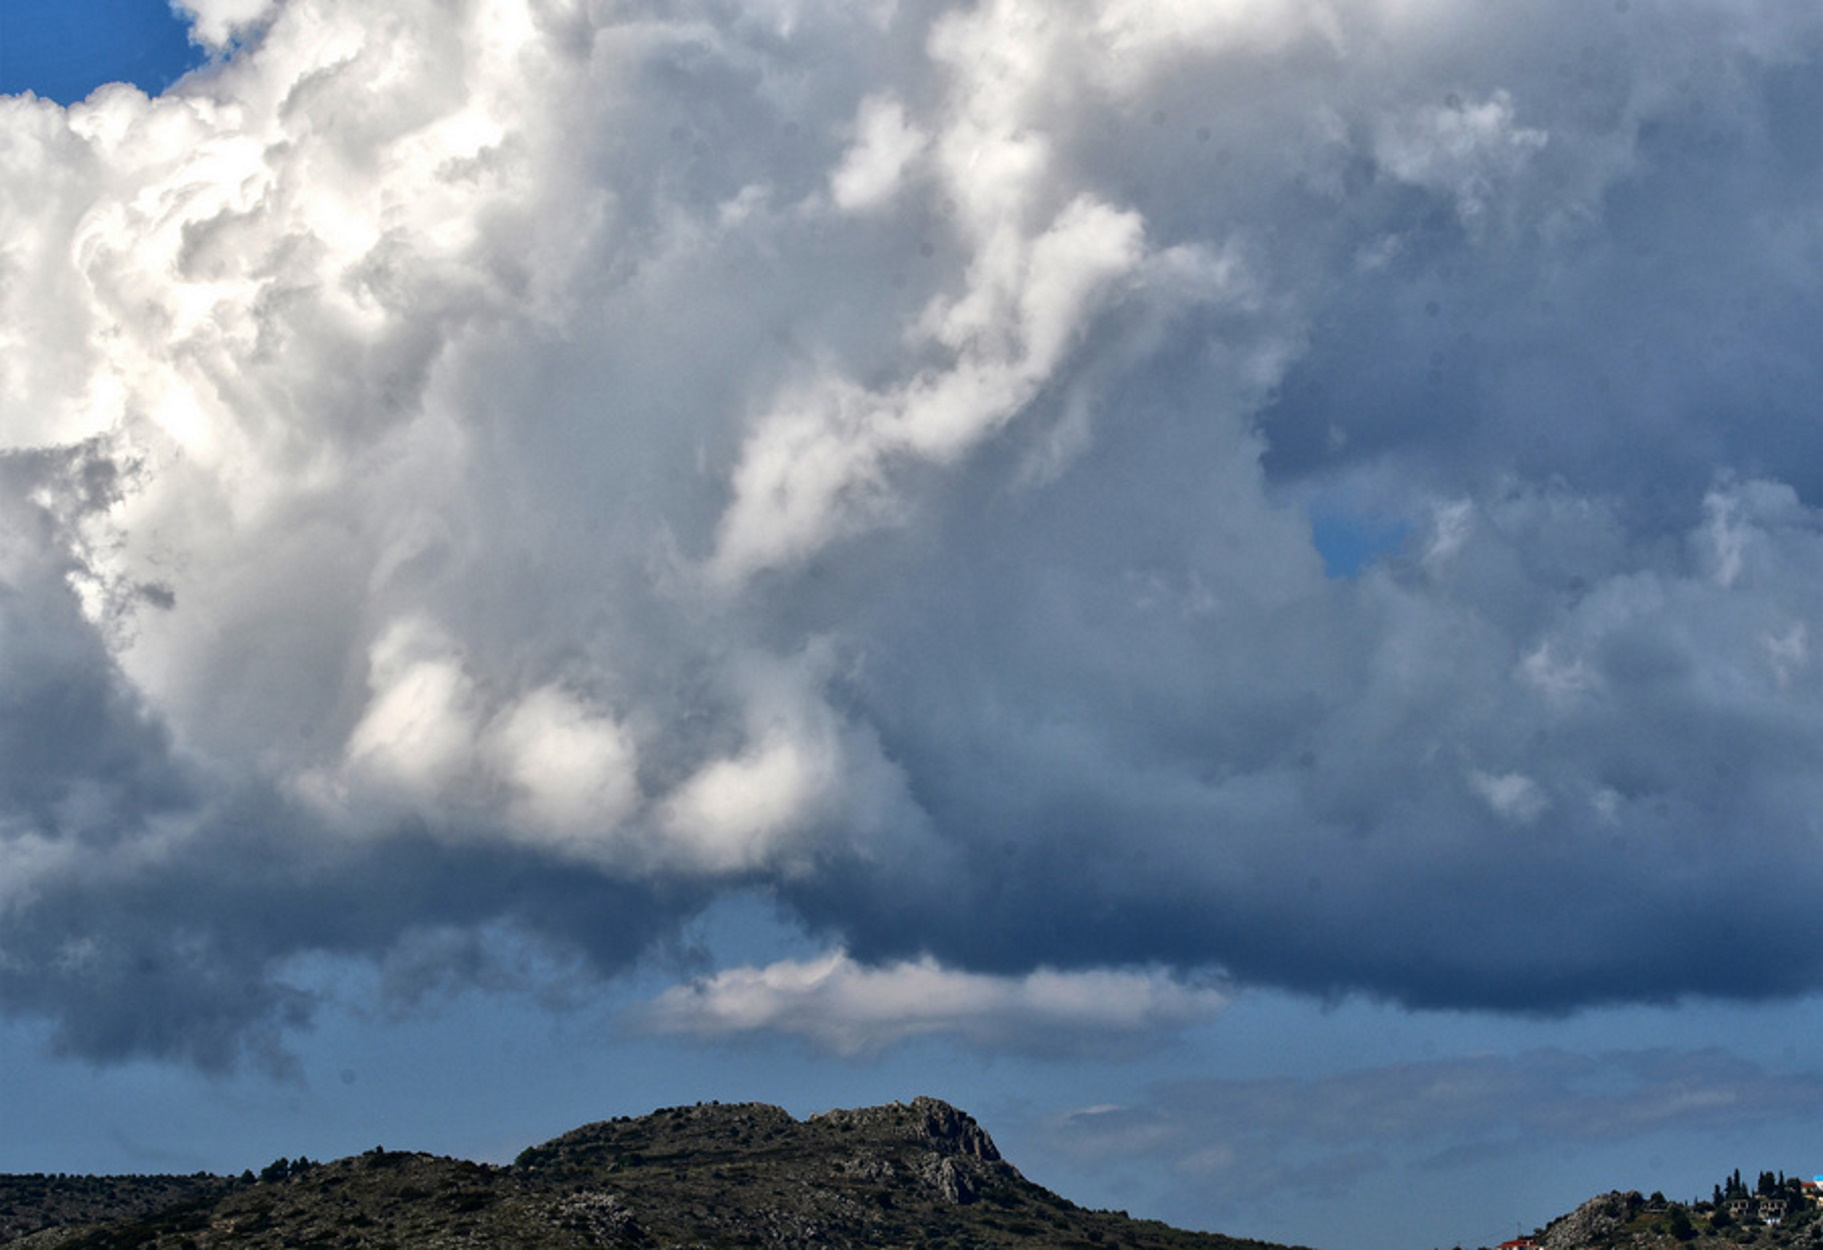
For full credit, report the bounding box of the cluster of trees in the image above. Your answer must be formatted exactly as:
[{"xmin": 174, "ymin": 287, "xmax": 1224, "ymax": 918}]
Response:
[
  {"xmin": 1712, "ymin": 1170, "xmax": 1801, "ymax": 1204},
  {"xmin": 252, "ymin": 1156, "xmax": 318, "ymax": 1184},
  {"xmin": 1595, "ymin": 1168, "xmax": 1823, "ymax": 1242},
  {"xmin": 1680, "ymin": 1169, "xmax": 1818, "ymax": 1235}
]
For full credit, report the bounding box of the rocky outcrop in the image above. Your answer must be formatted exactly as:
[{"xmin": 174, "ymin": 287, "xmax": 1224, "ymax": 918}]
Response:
[
  {"xmin": 1542, "ymin": 1191, "xmax": 1646, "ymax": 1250},
  {"xmin": 807, "ymin": 1097, "xmax": 1008, "ymax": 1205},
  {"xmin": 911, "ymin": 1096, "xmax": 1002, "ymax": 1162},
  {"xmin": 809, "ymin": 1096, "xmax": 1001, "ymax": 1161},
  {"xmin": 916, "ymin": 1154, "xmax": 979, "ymax": 1205}
]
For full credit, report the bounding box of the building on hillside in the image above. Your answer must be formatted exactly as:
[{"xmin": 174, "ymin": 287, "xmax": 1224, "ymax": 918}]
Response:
[
  {"xmin": 1727, "ymin": 1198, "xmax": 1755, "ymax": 1220},
  {"xmin": 1759, "ymin": 1198, "xmax": 1787, "ymax": 1225},
  {"xmin": 1801, "ymin": 1179, "xmax": 1823, "ymax": 1209}
]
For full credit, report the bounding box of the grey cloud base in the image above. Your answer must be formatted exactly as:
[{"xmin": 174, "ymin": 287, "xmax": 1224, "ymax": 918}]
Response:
[{"xmin": 5, "ymin": 0, "xmax": 1823, "ymax": 1065}]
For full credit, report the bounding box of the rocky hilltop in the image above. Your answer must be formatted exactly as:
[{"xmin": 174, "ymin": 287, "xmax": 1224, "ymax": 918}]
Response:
[{"xmin": 0, "ymin": 1097, "xmax": 1306, "ymax": 1250}]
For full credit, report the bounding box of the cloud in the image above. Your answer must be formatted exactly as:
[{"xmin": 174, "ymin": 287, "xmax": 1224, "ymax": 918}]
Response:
[
  {"xmin": 1048, "ymin": 1049, "xmax": 1823, "ymax": 1201},
  {"xmin": 829, "ymin": 95, "xmax": 928, "ymax": 214},
  {"xmin": 640, "ymin": 950, "xmax": 1227, "ymax": 1056},
  {"xmin": 1374, "ymin": 90, "xmax": 1549, "ymax": 231},
  {"xmin": 175, "ymin": 0, "xmax": 280, "ymax": 49},
  {"xmin": 7, "ymin": 0, "xmax": 1823, "ymax": 1064},
  {"xmin": 706, "ymin": 192, "xmax": 1158, "ymax": 583},
  {"xmin": 1470, "ymin": 769, "xmax": 1549, "ymax": 824}
]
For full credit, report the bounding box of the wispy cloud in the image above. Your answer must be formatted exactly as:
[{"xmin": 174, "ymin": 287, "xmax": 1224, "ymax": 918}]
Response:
[{"xmin": 1049, "ymin": 1049, "xmax": 1823, "ymax": 1197}]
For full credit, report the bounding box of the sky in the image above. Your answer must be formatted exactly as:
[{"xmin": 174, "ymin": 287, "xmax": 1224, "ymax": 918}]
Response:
[{"xmin": 4, "ymin": 0, "xmax": 1823, "ymax": 1247}]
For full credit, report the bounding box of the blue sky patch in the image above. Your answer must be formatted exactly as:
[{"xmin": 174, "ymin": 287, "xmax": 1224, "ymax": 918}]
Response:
[
  {"xmin": 0, "ymin": 0, "xmax": 204, "ymax": 103},
  {"xmin": 1310, "ymin": 508, "xmax": 1409, "ymax": 578}
]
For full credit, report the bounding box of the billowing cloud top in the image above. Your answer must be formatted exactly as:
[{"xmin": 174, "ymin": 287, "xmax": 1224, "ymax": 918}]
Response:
[{"xmin": 7, "ymin": 0, "xmax": 1823, "ymax": 1067}]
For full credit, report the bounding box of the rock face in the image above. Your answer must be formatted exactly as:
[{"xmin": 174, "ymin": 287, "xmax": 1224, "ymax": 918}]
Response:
[
  {"xmin": 813, "ymin": 1093, "xmax": 1006, "ymax": 1166},
  {"xmin": 811, "ymin": 1096, "xmax": 1002, "ymax": 1163},
  {"xmin": 0, "ymin": 1098, "xmax": 1309, "ymax": 1250},
  {"xmin": 806, "ymin": 1096, "xmax": 1001, "ymax": 1205}
]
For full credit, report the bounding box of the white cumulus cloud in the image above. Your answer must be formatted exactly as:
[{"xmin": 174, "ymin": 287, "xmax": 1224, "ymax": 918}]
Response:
[{"xmin": 642, "ymin": 951, "xmax": 1228, "ymax": 1056}]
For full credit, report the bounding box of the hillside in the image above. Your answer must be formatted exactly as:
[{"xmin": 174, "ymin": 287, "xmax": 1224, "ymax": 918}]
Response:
[
  {"xmin": 0, "ymin": 1097, "xmax": 1308, "ymax": 1250},
  {"xmin": 0, "ymin": 1175, "xmax": 237, "ymax": 1245},
  {"xmin": 1531, "ymin": 1184, "xmax": 1823, "ymax": 1250}
]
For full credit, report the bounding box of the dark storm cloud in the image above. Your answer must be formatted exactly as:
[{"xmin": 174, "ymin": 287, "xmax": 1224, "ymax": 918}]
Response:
[
  {"xmin": 0, "ymin": 795, "xmax": 709, "ymax": 1071},
  {"xmin": 7, "ymin": 0, "xmax": 1823, "ymax": 1063}
]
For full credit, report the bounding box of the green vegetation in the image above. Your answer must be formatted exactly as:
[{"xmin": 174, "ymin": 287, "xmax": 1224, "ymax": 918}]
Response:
[{"xmin": 0, "ymin": 1174, "xmax": 240, "ymax": 1246}]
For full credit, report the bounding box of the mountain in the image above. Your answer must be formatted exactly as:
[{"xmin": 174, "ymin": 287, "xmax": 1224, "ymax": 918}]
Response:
[{"xmin": 0, "ymin": 1097, "xmax": 1308, "ymax": 1250}]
